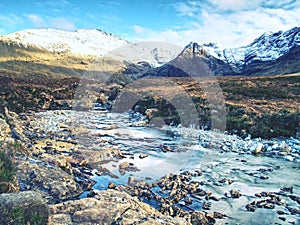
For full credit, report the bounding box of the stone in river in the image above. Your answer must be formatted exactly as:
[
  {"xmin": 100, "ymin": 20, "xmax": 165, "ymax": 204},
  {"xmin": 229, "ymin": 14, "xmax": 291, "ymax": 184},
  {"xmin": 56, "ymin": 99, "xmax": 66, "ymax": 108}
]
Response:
[
  {"xmin": 230, "ymin": 189, "xmax": 242, "ymax": 198},
  {"xmin": 139, "ymin": 153, "xmax": 149, "ymax": 159},
  {"xmin": 251, "ymin": 142, "xmax": 264, "ymax": 154},
  {"xmin": 108, "ymin": 182, "xmax": 116, "ymax": 189}
]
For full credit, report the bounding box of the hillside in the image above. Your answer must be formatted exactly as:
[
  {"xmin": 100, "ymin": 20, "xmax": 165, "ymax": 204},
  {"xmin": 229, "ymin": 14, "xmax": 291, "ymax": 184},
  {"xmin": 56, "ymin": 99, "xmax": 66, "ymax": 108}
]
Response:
[{"xmin": 0, "ymin": 27, "xmax": 299, "ymax": 138}]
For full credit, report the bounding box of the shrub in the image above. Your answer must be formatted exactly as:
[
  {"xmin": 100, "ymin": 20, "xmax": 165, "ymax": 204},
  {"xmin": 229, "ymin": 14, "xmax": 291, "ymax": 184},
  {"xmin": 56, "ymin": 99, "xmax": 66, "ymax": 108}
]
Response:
[{"xmin": 0, "ymin": 150, "xmax": 16, "ymax": 182}]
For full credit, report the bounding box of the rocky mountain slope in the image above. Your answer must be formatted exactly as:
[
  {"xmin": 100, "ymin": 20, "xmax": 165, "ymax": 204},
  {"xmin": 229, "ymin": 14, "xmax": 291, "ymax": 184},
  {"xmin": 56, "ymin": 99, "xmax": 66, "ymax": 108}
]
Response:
[
  {"xmin": 212, "ymin": 27, "xmax": 300, "ymax": 75},
  {"xmin": 1, "ymin": 27, "xmax": 299, "ymax": 77},
  {"xmin": 0, "ymin": 29, "xmax": 180, "ymax": 76},
  {"xmin": 215, "ymin": 27, "xmax": 300, "ymax": 72},
  {"xmin": 143, "ymin": 27, "xmax": 300, "ymax": 77}
]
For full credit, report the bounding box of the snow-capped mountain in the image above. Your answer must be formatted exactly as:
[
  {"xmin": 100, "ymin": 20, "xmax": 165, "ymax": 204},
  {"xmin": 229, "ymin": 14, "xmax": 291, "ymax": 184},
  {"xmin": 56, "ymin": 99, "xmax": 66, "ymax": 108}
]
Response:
[
  {"xmin": 3, "ymin": 28, "xmax": 129, "ymax": 56},
  {"xmin": 0, "ymin": 27, "xmax": 299, "ymax": 77},
  {"xmin": 211, "ymin": 27, "xmax": 300, "ymax": 74},
  {"xmin": 142, "ymin": 27, "xmax": 300, "ymax": 77},
  {"xmin": 0, "ymin": 29, "xmax": 180, "ymax": 67}
]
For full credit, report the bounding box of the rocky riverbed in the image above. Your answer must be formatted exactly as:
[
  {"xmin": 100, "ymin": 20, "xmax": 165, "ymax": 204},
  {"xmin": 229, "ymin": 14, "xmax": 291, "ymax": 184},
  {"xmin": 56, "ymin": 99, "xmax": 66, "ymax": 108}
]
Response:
[{"xmin": 1, "ymin": 108, "xmax": 300, "ymax": 224}]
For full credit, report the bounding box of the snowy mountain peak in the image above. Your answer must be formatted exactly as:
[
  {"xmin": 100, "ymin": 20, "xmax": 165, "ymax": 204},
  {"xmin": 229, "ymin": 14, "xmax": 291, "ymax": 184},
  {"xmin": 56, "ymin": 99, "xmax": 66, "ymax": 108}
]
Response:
[
  {"xmin": 211, "ymin": 27, "xmax": 300, "ymax": 71},
  {"xmin": 1, "ymin": 28, "xmax": 129, "ymax": 56},
  {"xmin": 180, "ymin": 42, "xmax": 219, "ymax": 59}
]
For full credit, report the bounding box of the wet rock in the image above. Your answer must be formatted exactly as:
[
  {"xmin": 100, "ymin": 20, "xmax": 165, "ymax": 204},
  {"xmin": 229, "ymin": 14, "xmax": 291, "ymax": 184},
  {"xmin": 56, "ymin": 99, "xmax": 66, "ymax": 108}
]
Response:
[
  {"xmin": 194, "ymin": 169, "xmax": 202, "ymax": 176},
  {"xmin": 145, "ymin": 108, "xmax": 158, "ymax": 120},
  {"xmin": 289, "ymin": 194, "xmax": 300, "ymax": 204},
  {"xmin": 284, "ymin": 155, "xmax": 293, "ymax": 161},
  {"xmin": 213, "ymin": 211, "xmax": 226, "ymax": 219},
  {"xmin": 245, "ymin": 202, "xmax": 257, "ymax": 212},
  {"xmin": 281, "ymin": 186, "xmax": 293, "ymax": 193},
  {"xmin": 0, "ymin": 191, "xmax": 49, "ymax": 225},
  {"xmin": 277, "ymin": 210, "xmax": 286, "ymax": 215},
  {"xmin": 202, "ymin": 201, "xmax": 211, "ymax": 210},
  {"xmin": 278, "ymin": 217, "xmax": 286, "ymax": 221},
  {"xmin": 161, "ymin": 145, "xmax": 173, "ymax": 152},
  {"xmin": 287, "ymin": 207, "xmax": 300, "ymax": 215},
  {"xmin": 230, "ymin": 189, "xmax": 242, "ymax": 198},
  {"xmin": 190, "ymin": 211, "xmax": 211, "ymax": 225},
  {"xmin": 251, "ymin": 142, "xmax": 264, "ymax": 154},
  {"xmin": 108, "ymin": 181, "xmax": 116, "ymax": 189},
  {"xmin": 259, "ymin": 175, "xmax": 269, "ymax": 180},
  {"xmin": 139, "ymin": 153, "xmax": 149, "ymax": 159},
  {"xmin": 184, "ymin": 197, "xmax": 193, "ymax": 205},
  {"xmin": 119, "ymin": 161, "xmax": 139, "ymax": 175},
  {"xmin": 280, "ymin": 142, "xmax": 292, "ymax": 153}
]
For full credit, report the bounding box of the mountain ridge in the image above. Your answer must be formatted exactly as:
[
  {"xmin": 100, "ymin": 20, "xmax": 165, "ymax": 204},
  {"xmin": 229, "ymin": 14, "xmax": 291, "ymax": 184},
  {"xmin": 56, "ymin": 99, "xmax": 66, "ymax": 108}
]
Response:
[
  {"xmin": 144, "ymin": 27, "xmax": 300, "ymax": 77},
  {"xmin": 1, "ymin": 27, "xmax": 300, "ymax": 77}
]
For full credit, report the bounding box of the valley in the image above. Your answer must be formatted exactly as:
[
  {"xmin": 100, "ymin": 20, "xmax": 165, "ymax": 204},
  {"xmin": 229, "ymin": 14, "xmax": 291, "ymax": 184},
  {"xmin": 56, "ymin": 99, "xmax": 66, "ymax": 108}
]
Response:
[{"xmin": 0, "ymin": 27, "xmax": 300, "ymax": 225}]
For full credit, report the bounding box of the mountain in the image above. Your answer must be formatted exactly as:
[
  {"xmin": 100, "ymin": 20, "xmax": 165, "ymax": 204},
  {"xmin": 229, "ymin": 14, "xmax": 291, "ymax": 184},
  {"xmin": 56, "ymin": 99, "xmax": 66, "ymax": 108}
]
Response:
[
  {"xmin": 2, "ymin": 28, "xmax": 129, "ymax": 56},
  {"xmin": 143, "ymin": 42, "xmax": 236, "ymax": 77},
  {"xmin": 0, "ymin": 27, "xmax": 299, "ymax": 78},
  {"xmin": 215, "ymin": 27, "xmax": 300, "ymax": 75},
  {"xmin": 143, "ymin": 27, "xmax": 300, "ymax": 77},
  {"xmin": 0, "ymin": 29, "xmax": 180, "ymax": 72}
]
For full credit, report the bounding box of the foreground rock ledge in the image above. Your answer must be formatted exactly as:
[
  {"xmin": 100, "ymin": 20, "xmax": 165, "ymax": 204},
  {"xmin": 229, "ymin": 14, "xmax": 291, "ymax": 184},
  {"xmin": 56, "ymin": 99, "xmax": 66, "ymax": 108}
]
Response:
[
  {"xmin": 49, "ymin": 189, "xmax": 188, "ymax": 225},
  {"xmin": 0, "ymin": 191, "xmax": 49, "ymax": 225}
]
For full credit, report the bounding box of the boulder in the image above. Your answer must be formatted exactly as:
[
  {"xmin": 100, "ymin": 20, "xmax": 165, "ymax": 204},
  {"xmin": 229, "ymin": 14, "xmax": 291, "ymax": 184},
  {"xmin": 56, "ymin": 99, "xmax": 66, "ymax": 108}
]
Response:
[
  {"xmin": 0, "ymin": 191, "xmax": 49, "ymax": 225},
  {"xmin": 17, "ymin": 162, "xmax": 83, "ymax": 203},
  {"xmin": 251, "ymin": 142, "xmax": 264, "ymax": 154},
  {"xmin": 48, "ymin": 189, "xmax": 187, "ymax": 225}
]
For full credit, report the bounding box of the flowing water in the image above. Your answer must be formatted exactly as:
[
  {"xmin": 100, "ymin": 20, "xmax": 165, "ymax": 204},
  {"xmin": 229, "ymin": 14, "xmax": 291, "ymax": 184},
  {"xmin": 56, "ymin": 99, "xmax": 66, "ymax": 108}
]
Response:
[{"xmin": 35, "ymin": 110, "xmax": 300, "ymax": 224}]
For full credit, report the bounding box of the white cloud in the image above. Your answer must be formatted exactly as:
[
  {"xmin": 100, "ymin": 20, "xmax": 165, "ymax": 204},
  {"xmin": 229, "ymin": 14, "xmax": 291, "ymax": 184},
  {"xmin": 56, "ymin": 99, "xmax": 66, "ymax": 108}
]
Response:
[
  {"xmin": 48, "ymin": 17, "xmax": 76, "ymax": 31},
  {"xmin": 27, "ymin": 14, "xmax": 45, "ymax": 27},
  {"xmin": 209, "ymin": 0, "xmax": 262, "ymax": 11},
  {"xmin": 26, "ymin": 14, "xmax": 76, "ymax": 31},
  {"xmin": 173, "ymin": 1, "xmax": 202, "ymax": 17},
  {"xmin": 133, "ymin": 25, "xmax": 152, "ymax": 34},
  {"xmin": 133, "ymin": 0, "xmax": 300, "ymax": 47}
]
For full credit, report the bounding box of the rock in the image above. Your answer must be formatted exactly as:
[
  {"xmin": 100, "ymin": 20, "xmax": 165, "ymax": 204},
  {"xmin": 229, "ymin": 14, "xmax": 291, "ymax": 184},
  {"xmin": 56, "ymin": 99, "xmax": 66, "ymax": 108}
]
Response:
[
  {"xmin": 214, "ymin": 211, "xmax": 226, "ymax": 219},
  {"xmin": 0, "ymin": 117, "xmax": 11, "ymax": 143},
  {"xmin": 108, "ymin": 182, "xmax": 116, "ymax": 189},
  {"xmin": 251, "ymin": 142, "xmax": 264, "ymax": 154},
  {"xmin": 0, "ymin": 191, "xmax": 49, "ymax": 225},
  {"xmin": 245, "ymin": 202, "xmax": 257, "ymax": 212},
  {"xmin": 128, "ymin": 176, "xmax": 135, "ymax": 185},
  {"xmin": 184, "ymin": 197, "xmax": 193, "ymax": 205},
  {"xmin": 119, "ymin": 161, "xmax": 139, "ymax": 176},
  {"xmin": 0, "ymin": 177, "xmax": 19, "ymax": 194},
  {"xmin": 230, "ymin": 189, "xmax": 242, "ymax": 198},
  {"xmin": 284, "ymin": 155, "xmax": 293, "ymax": 161},
  {"xmin": 48, "ymin": 189, "xmax": 187, "ymax": 225},
  {"xmin": 145, "ymin": 108, "xmax": 158, "ymax": 119},
  {"xmin": 190, "ymin": 211, "xmax": 211, "ymax": 225},
  {"xmin": 161, "ymin": 145, "xmax": 172, "ymax": 152},
  {"xmin": 280, "ymin": 142, "xmax": 292, "ymax": 153},
  {"xmin": 281, "ymin": 186, "xmax": 294, "ymax": 193},
  {"xmin": 277, "ymin": 210, "xmax": 286, "ymax": 215},
  {"xmin": 17, "ymin": 162, "xmax": 83, "ymax": 203},
  {"xmin": 259, "ymin": 175, "xmax": 269, "ymax": 180},
  {"xmin": 202, "ymin": 201, "xmax": 211, "ymax": 210},
  {"xmin": 139, "ymin": 153, "xmax": 149, "ymax": 159}
]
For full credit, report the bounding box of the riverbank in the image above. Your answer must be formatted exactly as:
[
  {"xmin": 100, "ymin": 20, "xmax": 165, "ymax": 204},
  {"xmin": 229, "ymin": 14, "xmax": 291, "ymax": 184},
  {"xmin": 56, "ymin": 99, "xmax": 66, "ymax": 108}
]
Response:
[{"xmin": 1, "ymin": 109, "xmax": 299, "ymax": 224}]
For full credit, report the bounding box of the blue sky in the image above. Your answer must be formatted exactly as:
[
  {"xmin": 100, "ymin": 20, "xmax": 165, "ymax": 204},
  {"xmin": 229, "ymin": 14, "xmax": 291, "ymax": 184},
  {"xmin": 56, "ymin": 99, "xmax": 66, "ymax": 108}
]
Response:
[{"xmin": 0, "ymin": 0, "xmax": 299, "ymax": 47}]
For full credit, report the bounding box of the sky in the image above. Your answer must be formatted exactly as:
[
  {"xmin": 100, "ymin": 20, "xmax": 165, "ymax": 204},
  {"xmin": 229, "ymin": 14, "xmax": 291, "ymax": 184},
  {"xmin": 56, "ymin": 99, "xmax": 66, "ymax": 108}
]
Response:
[{"xmin": 0, "ymin": 0, "xmax": 299, "ymax": 47}]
